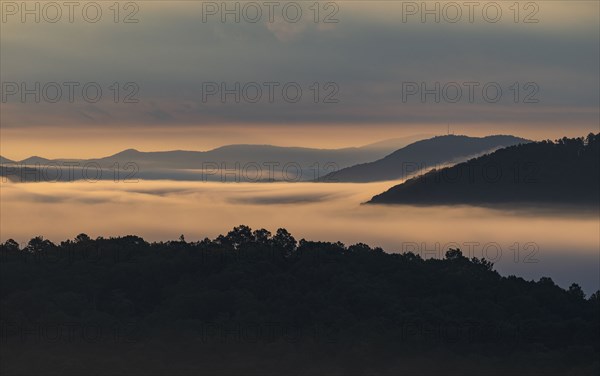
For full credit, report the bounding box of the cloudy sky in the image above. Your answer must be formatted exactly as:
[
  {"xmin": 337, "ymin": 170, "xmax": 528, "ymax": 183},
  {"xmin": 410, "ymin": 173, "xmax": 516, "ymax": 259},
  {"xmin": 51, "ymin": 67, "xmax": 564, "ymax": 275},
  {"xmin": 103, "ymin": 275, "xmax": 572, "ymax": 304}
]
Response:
[{"xmin": 1, "ymin": 1, "xmax": 599, "ymax": 158}]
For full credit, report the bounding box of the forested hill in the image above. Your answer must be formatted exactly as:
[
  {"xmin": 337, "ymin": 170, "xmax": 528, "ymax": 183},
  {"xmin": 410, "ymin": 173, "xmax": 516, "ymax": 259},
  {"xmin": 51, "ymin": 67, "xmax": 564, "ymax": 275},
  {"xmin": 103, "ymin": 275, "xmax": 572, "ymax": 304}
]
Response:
[
  {"xmin": 369, "ymin": 134, "xmax": 600, "ymax": 206},
  {"xmin": 1, "ymin": 226, "xmax": 598, "ymax": 374}
]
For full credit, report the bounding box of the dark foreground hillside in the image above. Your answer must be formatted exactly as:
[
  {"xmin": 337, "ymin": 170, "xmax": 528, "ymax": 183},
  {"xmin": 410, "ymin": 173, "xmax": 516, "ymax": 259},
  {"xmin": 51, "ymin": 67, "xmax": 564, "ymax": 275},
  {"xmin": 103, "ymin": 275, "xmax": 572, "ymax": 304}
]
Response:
[
  {"xmin": 369, "ymin": 134, "xmax": 600, "ymax": 206},
  {"xmin": 1, "ymin": 227, "xmax": 598, "ymax": 375}
]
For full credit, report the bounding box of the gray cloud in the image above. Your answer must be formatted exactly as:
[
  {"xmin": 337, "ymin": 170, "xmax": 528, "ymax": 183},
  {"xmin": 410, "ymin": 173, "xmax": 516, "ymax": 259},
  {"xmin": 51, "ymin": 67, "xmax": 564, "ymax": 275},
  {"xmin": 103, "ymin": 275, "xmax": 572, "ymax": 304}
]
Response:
[{"xmin": 1, "ymin": 2, "xmax": 598, "ymax": 130}]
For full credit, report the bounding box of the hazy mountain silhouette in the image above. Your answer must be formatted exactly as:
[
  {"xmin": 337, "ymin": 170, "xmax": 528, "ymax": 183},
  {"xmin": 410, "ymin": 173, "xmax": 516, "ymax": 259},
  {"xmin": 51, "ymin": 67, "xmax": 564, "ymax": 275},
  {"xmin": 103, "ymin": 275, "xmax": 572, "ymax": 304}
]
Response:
[
  {"xmin": 17, "ymin": 156, "xmax": 54, "ymax": 165},
  {"xmin": 0, "ymin": 156, "xmax": 14, "ymax": 164},
  {"xmin": 368, "ymin": 134, "xmax": 600, "ymax": 206},
  {"xmin": 320, "ymin": 135, "xmax": 529, "ymax": 182},
  {"xmin": 93, "ymin": 144, "xmax": 375, "ymax": 169},
  {"xmin": 0, "ymin": 138, "xmax": 424, "ymax": 182},
  {"xmin": 357, "ymin": 133, "xmax": 434, "ymax": 150}
]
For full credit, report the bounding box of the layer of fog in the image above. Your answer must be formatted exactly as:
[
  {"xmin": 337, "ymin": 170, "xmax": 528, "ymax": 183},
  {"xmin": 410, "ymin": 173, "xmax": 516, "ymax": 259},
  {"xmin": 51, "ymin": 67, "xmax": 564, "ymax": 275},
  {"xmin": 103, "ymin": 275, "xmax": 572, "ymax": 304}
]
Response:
[{"xmin": 1, "ymin": 180, "xmax": 598, "ymax": 294}]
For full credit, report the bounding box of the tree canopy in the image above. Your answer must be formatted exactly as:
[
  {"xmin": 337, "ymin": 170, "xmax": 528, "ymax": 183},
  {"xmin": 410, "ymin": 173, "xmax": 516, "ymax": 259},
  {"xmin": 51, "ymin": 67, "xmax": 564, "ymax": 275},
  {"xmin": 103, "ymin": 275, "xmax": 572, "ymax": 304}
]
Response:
[{"xmin": 1, "ymin": 227, "xmax": 598, "ymax": 374}]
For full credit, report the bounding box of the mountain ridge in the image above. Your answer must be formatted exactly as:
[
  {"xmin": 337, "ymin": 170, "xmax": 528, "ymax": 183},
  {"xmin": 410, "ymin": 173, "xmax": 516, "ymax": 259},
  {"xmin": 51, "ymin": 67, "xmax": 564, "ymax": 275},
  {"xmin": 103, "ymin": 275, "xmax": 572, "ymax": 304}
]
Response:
[
  {"xmin": 320, "ymin": 134, "xmax": 530, "ymax": 182},
  {"xmin": 368, "ymin": 134, "xmax": 600, "ymax": 206}
]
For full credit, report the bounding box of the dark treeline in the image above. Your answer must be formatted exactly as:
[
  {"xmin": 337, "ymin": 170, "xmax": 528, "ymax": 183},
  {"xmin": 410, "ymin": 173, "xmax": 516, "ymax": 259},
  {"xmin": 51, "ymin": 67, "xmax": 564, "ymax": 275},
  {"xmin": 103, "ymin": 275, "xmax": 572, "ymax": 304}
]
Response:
[
  {"xmin": 369, "ymin": 133, "xmax": 600, "ymax": 205},
  {"xmin": 1, "ymin": 226, "xmax": 599, "ymax": 375}
]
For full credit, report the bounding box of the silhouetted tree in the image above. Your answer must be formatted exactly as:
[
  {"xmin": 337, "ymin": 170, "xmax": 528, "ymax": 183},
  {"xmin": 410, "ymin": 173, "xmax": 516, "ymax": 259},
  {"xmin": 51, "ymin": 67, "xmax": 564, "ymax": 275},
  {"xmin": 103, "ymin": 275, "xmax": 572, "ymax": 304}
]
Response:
[
  {"xmin": 25, "ymin": 236, "xmax": 55, "ymax": 253},
  {"xmin": 445, "ymin": 248, "xmax": 465, "ymax": 260},
  {"xmin": 2, "ymin": 239, "xmax": 20, "ymax": 252},
  {"xmin": 271, "ymin": 228, "xmax": 296, "ymax": 256},
  {"xmin": 252, "ymin": 228, "xmax": 271, "ymax": 245},
  {"xmin": 569, "ymin": 283, "xmax": 586, "ymax": 299},
  {"xmin": 75, "ymin": 233, "xmax": 91, "ymax": 243},
  {"xmin": 226, "ymin": 225, "xmax": 254, "ymax": 249},
  {"xmin": 347, "ymin": 243, "xmax": 371, "ymax": 254}
]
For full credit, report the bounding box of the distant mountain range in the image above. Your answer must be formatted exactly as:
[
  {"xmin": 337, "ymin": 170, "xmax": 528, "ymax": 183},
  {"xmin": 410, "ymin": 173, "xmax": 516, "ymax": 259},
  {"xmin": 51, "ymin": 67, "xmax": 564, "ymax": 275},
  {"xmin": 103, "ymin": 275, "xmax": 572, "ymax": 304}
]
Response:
[
  {"xmin": 320, "ymin": 135, "xmax": 530, "ymax": 182},
  {"xmin": 0, "ymin": 135, "xmax": 430, "ymax": 182},
  {"xmin": 368, "ymin": 134, "xmax": 600, "ymax": 206}
]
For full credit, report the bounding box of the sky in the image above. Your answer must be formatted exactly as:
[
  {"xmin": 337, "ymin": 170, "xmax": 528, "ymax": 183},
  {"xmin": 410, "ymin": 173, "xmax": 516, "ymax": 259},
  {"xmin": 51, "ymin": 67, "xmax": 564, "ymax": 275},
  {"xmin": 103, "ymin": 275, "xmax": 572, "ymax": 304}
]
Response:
[
  {"xmin": 1, "ymin": 1, "xmax": 599, "ymax": 159},
  {"xmin": 0, "ymin": 1, "xmax": 598, "ymax": 293}
]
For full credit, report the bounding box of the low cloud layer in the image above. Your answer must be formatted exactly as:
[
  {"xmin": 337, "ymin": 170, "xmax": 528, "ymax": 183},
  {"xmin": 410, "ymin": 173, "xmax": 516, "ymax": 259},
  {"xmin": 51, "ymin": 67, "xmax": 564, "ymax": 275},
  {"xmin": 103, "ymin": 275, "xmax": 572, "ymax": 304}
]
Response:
[{"xmin": 1, "ymin": 179, "xmax": 598, "ymax": 293}]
